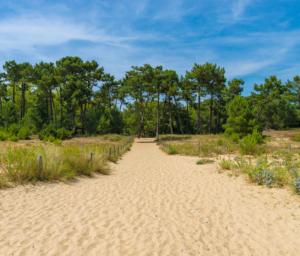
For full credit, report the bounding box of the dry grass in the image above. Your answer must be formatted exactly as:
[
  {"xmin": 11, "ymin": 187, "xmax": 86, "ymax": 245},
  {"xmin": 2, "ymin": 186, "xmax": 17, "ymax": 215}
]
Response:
[
  {"xmin": 159, "ymin": 134, "xmax": 237, "ymax": 157},
  {"xmin": 159, "ymin": 132, "xmax": 300, "ymax": 195},
  {"xmin": 0, "ymin": 135, "xmax": 133, "ymax": 188}
]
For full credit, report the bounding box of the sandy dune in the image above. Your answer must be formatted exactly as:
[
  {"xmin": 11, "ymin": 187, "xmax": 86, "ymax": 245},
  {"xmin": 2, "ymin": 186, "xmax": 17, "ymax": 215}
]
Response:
[{"xmin": 0, "ymin": 138, "xmax": 300, "ymax": 256}]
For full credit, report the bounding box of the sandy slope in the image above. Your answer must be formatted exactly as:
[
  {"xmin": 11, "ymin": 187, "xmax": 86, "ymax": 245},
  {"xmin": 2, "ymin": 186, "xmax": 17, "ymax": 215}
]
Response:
[{"xmin": 0, "ymin": 138, "xmax": 300, "ymax": 256}]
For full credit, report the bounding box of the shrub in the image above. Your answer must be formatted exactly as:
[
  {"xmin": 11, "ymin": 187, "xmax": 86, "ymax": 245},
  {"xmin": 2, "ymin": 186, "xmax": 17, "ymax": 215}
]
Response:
[
  {"xmin": 38, "ymin": 125, "xmax": 56, "ymax": 140},
  {"xmin": 39, "ymin": 125, "xmax": 72, "ymax": 141},
  {"xmin": 255, "ymin": 169, "xmax": 275, "ymax": 187},
  {"xmin": 8, "ymin": 135, "xmax": 18, "ymax": 142},
  {"xmin": 0, "ymin": 130, "xmax": 9, "ymax": 141},
  {"xmin": 224, "ymin": 96, "xmax": 258, "ymax": 138},
  {"xmin": 17, "ymin": 127, "xmax": 31, "ymax": 140},
  {"xmin": 294, "ymin": 178, "xmax": 300, "ymax": 195},
  {"xmin": 239, "ymin": 133, "xmax": 264, "ymax": 155},
  {"xmin": 56, "ymin": 128, "xmax": 72, "ymax": 140},
  {"xmin": 197, "ymin": 159, "xmax": 214, "ymax": 165},
  {"xmin": 8, "ymin": 124, "xmax": 20, "ymax": 136}
]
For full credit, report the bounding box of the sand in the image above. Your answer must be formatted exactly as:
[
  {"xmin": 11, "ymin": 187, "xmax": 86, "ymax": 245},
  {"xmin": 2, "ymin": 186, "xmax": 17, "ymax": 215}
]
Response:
[{"xmin": 0, "ymin": 138, "xmax": 300, "ymax": 256}]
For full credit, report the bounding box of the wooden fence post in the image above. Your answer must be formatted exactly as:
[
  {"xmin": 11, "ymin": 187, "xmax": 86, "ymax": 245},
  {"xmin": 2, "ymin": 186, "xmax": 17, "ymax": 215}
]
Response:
[
  {"xmin": 37, "ymin": 155, "xmax": 43, "ymax": 179},
  {"xmin": 90, "ymin": 152, "xmax": 94, "ymax": 162}
]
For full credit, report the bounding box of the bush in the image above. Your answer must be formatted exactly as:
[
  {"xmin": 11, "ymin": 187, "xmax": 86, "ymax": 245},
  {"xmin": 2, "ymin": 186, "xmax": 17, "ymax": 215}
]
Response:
[
  {"xmin": 8, "ymin": 135, "xmax": 18, "ymax": 142},
  {"xmin": 0, "ymin": 130, "xmax": 9, "ymax": 141},
  {"xmin": 239, "ymin": 132, "xmax": 264, "ymax": 155},
  {"xmin": 8, "ymin": 124, "xmax": 20, "ymax": 136},
  {"xmin": 255, "ymin": 169, "xmax": 275, "ymax": 187},
  {"xmin": 56, "ymin": 128, "xmax": 72, "ymax": 140},
  {"xmin": 17, "ymin": 127, "xmax": 31, "ymax": 140},
  {"xmin": 39, "ymin": 125, "xmax": 72, "ymax": 141},
  {"xmin": 224, "ymin": 96, "xmax": 258, "ymax": 138},
  {"xmin": 38, "ymin": 125, "xmax": 57, "ymax": 140}
]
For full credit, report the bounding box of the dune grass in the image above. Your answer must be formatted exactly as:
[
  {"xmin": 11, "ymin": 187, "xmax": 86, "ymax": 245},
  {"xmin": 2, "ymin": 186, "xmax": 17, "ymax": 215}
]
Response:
[
  {"xmin": 0, "ymin": 135, "xmax": 133, "ymax": 188},
  {"xmin": 196, "ymin": 159, "xmax": 215, "ymax": 165},
  {"xmin": 159, "ymin": 132, "xmax": 300, "ymax": 195},
  {"xmin": 159, "ymin": 134, "xmax": 237, "ymax": 157},
  {"xmin": 218, "ymin": 155, "xmax": 299, "ymax": 190}
]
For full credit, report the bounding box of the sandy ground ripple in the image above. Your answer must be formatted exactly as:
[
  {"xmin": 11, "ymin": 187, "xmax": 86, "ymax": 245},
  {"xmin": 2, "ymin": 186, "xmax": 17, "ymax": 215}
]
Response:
[{"xmin": 0, "ymin": 138, "xmax": 300, "ymax": 256}]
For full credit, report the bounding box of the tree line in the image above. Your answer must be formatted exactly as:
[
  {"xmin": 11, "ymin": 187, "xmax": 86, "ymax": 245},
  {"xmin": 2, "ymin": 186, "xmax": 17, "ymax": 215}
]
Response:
[{"xmin": 0, "ymin": 56, "xmax": 299, "ymax": 140}]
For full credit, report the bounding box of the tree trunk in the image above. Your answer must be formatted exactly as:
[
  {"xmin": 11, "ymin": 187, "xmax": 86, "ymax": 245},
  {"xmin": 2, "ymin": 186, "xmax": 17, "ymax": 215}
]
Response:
[
  {"xmin": 174, "ymin": 96, "xmax": 184, "ymax": 134},
  {"xmin": 59, "ymin": 86, "xmax": 63, "ymax": 127},
  {"xmin": 168, "ymin": 96, "xmax": 173, "ymax": 134},
  {"xmin": 20, "ymin": 82, "xmax": 26, "ymax": 119},
  {"xmin": 209, "ymin": 93, "xmax": 213, "ymax": 134},
  {"xmin": 156, "ymin": 86, "xmax": 160, "ymax": 140},
  {"xmin": 0, "ymin": 96, "xmax": 2, "ymax": 117},
  {"xmin": 80, "ymin": 104, "xmax": 85, "ymax": 134},
  {"xmin": 197, "ymin": 86, "xmax": 201, "ymax": 134},
  {"xmin": 49, "ymin": 89, "xmax": 53, "ymax": 123},
  {"xmin": 12, "ymin": 83, "xmax": 16, "ymax": 104}
]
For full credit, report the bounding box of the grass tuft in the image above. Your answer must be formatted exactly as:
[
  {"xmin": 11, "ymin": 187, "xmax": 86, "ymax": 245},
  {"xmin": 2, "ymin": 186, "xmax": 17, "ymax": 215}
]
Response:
[{"xmin": 197, "ymin": 159, "xmax": 215, "ymax": 165}]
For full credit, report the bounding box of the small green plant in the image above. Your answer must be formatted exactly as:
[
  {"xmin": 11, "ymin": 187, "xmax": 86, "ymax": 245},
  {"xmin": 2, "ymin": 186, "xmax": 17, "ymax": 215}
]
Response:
[
  {"xmin": 255, "ymin": 169, "xmax": 275, "ymax": 187},
  {"xmin": 239, "ymin": 134, "xmax": 264, "ymax": 155},
  {"xmin": 164, "ymin": 144, "xmax": 178, "ymax": 155},
  {"xmin": 218, "ymin": 159, "xmax": 235, "ymax": 170},
  {"xmin": 272, "ymin": 166, "xmax": 291, "ymax": 187},
  {"xmin": 196, "ymin": 159, "xmax": 215, "ymax": 165}
]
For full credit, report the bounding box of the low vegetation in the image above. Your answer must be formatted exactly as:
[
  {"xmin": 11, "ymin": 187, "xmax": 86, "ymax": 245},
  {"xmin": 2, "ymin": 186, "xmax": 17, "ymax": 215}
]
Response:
[
  {"xmin": 160, "ymin": 130, "xmax": 300, "ymax": 195},
  {"xmin": 0, "ymin": 135, "xmax": 133, "ymax": 188},
  {"xmin": 196, "ymin": 159, "xmax": 215, "ymax": 165}
]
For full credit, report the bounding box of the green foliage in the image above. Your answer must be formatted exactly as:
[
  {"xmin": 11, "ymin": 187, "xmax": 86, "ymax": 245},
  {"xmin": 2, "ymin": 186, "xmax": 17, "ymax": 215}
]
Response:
[
  {"xmin": 8, "ymin": 124, "xmax": 20, "ymax": 136},
  {"xmin": 219, "ymin": 159, "xmax": 235, "ymax": 170},
  {"xmin": 239, "ymin": 132, "xmax": 264, "ymax": 155},
  {"xmin": 196, "ymin": 159, "xmax": 215, "ymax": 165},
  {"xmin": 255, "ymin": 169, "xmax": 275, "ymax": 187},
  {"xmin": 17, "ymin": 127, "xmax": 31, "ymax": 140},
  {"xmin": 224, "ymin": 96, "xmax": 258, "ymax": 139},
  {"xmin": 0, "ymin": 137, "xmax": 133, "ymax": 186},
  {"xmin": 0, "ymin": 130, "xmax": 9, "ymax": 141},
  {"xmin": 8, "ymin": 135, "xmax": 18, "ymax": 142},
  {"xmin": 0, "ymin": 57, "xmax": 300, "ymax": 139},
  {"xmin": 56, "ymin": 128, "xmax": 72, "ymax": 140},
  {"xmin": 39, "ymin": 125, "xmax": 72, "ymax": 141},
  {"xmin": 162, "ymin": 144, "xmax": 178, "ymax": 155}
]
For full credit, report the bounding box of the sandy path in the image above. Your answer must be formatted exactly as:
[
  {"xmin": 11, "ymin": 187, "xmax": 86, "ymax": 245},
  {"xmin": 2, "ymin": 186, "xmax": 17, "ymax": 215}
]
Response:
[{"xmin": 0, "ymin": 138, "xmax": 300, "ymax": 256}]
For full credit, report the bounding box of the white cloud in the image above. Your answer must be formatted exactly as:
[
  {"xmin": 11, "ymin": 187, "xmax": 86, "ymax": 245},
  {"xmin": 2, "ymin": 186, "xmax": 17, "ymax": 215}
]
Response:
[
  {"xmin": 231, "ymin": 0, "xmax": 252, "ymax": 21},
  {"xmin": 0, "ymin": 15, "xmax": 136, "ymax": 51}
]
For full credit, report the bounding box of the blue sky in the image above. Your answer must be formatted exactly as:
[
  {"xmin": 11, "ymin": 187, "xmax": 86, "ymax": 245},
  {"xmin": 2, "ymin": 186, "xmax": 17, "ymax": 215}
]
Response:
[{"xmin": 0, "ymin": 0, "xmax": 300, "ymax": 94}]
